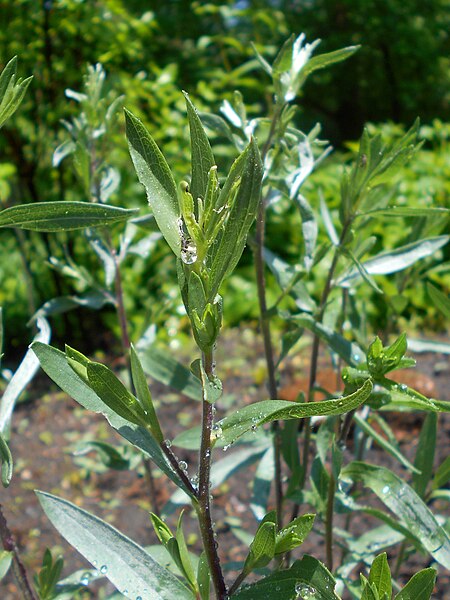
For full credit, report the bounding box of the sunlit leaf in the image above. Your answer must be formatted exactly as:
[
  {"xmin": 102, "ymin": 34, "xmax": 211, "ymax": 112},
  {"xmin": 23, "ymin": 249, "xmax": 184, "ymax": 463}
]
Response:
[
  {"xmin": 0, "ymin": 202, "xmax": 138, "ymax": 232},
  {"xmin": 37, "ymin": 492, "xmax": 194, "ymax": 600}
]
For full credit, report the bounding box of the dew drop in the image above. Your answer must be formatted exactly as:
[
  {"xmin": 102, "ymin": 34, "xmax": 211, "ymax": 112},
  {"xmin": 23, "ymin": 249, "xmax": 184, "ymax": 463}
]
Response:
[
  {"xmin": 164, "ymin": 439, "xmax": 172, "ymax": 448},
  {"xmin": 382, "ymin": 485, "xmax": 390, "ymax": 494},
  {"xmin": 80, "ymin": 572, "xmax": 91, "ymax": 586},
  {"xmin": 136, "ymin": 596, "xmax": 143, "ymax": 600},
  {"xmin": 399, "ymin": 383, "xmax": 408, "ymax": 392},
  {"xmin": 179, "ymin": 460, "xmax": 188, "ymax": 472},
  {"xmin": 251, "ymin": 425, "xmax": 258, "ymax": 432},
  {"xmin": 181, "ymin": 243, "xmax": 198, "ymax": 265},
  {"xmin": 100, "ymin": 565, "xmax": 108, "ymax": 574},
  {"xmin": 295, "ymin": 582, "xmax": 316, "ymax": 598}
]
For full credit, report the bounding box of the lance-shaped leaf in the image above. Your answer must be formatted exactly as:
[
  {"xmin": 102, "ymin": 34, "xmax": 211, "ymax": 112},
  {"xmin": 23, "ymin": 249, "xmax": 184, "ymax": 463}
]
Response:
[
  {"xmin": 360, "ymin": 206, "xmax": 450, "ymax": 219},
  {"xmin": 338, "ymin": 236, "xmax": 449, "ymax": 287},
  {"xmin": 427, "ymin": 282, "xmax": 450, "ymax": 320},
  {"xmin": 86, "ymin": 361, "xmax": 149, "ymax": 428},
  {"xmin": 216, "ymin": 379, "xmax": 372, "ymax": 445},
  {"xmin": 37, "ymin": 492, "xmax": 194, "ymax": 600},
  {"xmin": 275, "ymin": 514, "xmax": 315, "ymax": 555},
  {"xmin": 368, "ymin": 553, "xmax": 392, "ymax": 600},
  {"xmin": 412, "ymin": 412, "xmax": 437, "ymax": 498},
  {"xmin": 230, "ymin": 554, "xmax": 339, "ymax": 599},
  {"xmin": 0, "ymin": 56, "xmax": 33, "ymax": 128},
  {"xmin": 243, "ymin": 521, "xmax": 277, "ymax": 572},
  {"xmin": 183, "ymin": 92, "xmax": 215, "ymax": 206},
  {"xmin": 137, "ymin": 346, "xmax": 202, "ymax": 401},
  {"xmin": 290, "ymin": 313, "xmax": 363, "ymax": 366},
  {"xmin": 394, "ymin": 568, "xmax": 436, "ymax": 600},
  {"xmin": 31, "ymin": 343, "xmax": 192, "ymax": 495},
  {"xmin": 0, "ymin": 433, "xmax": 12, "ymax": 487},
  {"xmin": 208, "ymin": 138, "xmax": 263, "ymax": 298},
  {"xmin": 0, "ymin": 202, "xmax": 138, "ymax": 232},
  {"xmin": 342, "ymin": 462, "xmax": 450, "ymax": 569},
  {"xmin": 130, "ymin": 344, "xmax": 164, "ymax": 443},
  {"xmin": 124, "ymin": 108, "xmax": 180, "ymax": 256},
  {"xmin": 0, "ymin": 317, "xmax": 51, "ymax": 433}
]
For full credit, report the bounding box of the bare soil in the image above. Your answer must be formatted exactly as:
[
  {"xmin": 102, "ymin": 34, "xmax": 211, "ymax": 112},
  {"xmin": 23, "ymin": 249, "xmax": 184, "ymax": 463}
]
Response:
[{"xmin": 1, "ymin": 328, "xmax": 449, "ymax": 599}]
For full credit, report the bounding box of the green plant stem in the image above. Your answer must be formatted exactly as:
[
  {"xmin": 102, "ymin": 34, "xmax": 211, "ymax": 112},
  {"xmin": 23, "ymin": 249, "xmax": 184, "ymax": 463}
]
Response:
[
  {"xmin": 254, "ymin": 102, "xmax": 284, "ymax": 528},
  {"xmin": 196, "ymin": 348, "xmax": 227, "ymax": 599},
  {"xmin": 325, "ymin": 472, "xmax": 336, "ymax": 571},
  {"xmin": 228, "ymin": 569, "xmax": 249, "ymax": 596},
  {"xmin": 301, "ymin": 220, "xmax": 351, "ymax": 486},
  {"xmin": 0, "ymin": 503, "xmax": 37, "ymax": 600}
]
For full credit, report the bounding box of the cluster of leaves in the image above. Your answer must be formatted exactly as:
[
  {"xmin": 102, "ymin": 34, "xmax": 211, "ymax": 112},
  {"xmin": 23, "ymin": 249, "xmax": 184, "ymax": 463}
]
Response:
[
  {"xmin": 0, "ymin": 29, "xmax": 449, "ymax": 600},
  {"xmin": 1, "ymin": 2, "xmax": 449, "ymax": 345}
]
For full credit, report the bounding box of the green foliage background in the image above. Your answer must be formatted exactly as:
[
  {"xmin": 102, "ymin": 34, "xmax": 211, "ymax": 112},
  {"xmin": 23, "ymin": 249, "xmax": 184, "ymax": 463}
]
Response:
[{"xmin": 0, "ymin": 0, "xmax": 448, "ymax": 352}]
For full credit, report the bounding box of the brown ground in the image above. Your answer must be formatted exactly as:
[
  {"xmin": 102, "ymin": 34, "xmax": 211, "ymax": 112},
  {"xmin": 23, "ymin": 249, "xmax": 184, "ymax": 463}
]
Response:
[{"xmin": 1, "ymin": 328, "xmax": 449, "ymax": 599}]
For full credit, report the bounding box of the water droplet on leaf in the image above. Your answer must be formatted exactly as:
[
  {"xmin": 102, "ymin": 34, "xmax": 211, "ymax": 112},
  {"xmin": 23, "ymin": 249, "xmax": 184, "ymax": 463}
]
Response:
[
  {"xmin": 295, "ymin": 582, "xmax": 316, "ymax": 598},
  {"xmin": 100, "ymin": 565, "xmax": 108, "ymax": 574}
]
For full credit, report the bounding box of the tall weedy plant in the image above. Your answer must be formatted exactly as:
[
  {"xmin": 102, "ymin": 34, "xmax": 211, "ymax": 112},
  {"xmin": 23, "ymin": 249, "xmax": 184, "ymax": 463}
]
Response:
[{"xmin": 1, "ymin": 36, "xmax": 449, "ymax": 599}]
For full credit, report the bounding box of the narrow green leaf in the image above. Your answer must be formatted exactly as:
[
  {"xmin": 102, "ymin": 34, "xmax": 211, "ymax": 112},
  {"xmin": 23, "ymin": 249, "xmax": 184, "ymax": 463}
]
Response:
[
  {"xmin": 339, "ymin": 236, "xmax": 449, "ymax": 286},
  {"xmin": 197, "ymin": 552, "xmax": 210, "ymax": 600},
  {"xmin": 427, "ymin": 282, "xmax": 450, "ymax": 319},
  {"xmin": 394, "ymin": 568, "xmax": 436, "ymax": 600},
  {"xmin": 342, "ymin": 462, "xmax": 450, "ymax": 569},
  {"xmin": 294, "ymin": 194, "xmax": 317, "ymax": 272},
  {"xmin": 137, "ymin": 346, "xmax": 202, "ymax": 401},
  {"xmin": 0, "ymin": 56, "xmax": 18, "ymax": 99},
  {"xmin": 352, "ymin": 413, "xmax": 420, "ymax": 474},
  {"xmin": 0, "ymin": 317, "xmax": 51, "ymax": 433},
  {"xmin": 412, "ymin": 413, "xmax": 437, "ymax": 497},
  {"xmin": 263, "ymin": 247, "xmax": 315, "ymax": 312},
  {"xmin": 0, "ymin": 433, "xmax": 13, "ymax": 487},
  {"xmin": 275, "ymin": 514, "xmax": 315, "ymax": 555},
  {"xmin": 361, "ymin": 207, "xmax": 450, "ymax": 218},
  {"xmin": 37, "ymin": 492, "xmax": 194, "ymax": 600},
  {"xmin": 250, "ymin": 447, "xmax": 275, "ymax": 521},
  {"xmin": 176, "ymin": 512, "xmax": 198, "ymax": 591},
  {"xmin": 124, "ymin": 108, "xmax": 180, "ymax": 256},
  {"xmin": 231, "ymin": 555, "xmax": 339, "ymax": 600},
  {"xmin": 86, "ymin": 361, "xmax": 148, "ymax": 428},
  {"xmin": 130, "ymin": 344, "xmax": 164, "ymax": 442},
  {"xmin": 0, "ymin": 202, "xmax": 138, "ymax": 232},
  {"xmin": 343, "ymin": 248, "xmax": 383, "ymax": 294},
  {"xmin": 244, "ymin": 521, "xmax": 276, "ymax": 571},
  {"xmin": 432, "ymin": 455, "xmax": 450, "ymax": 490},
  {"xmin": 290, "ymin": 313, "xmax": 364, "ymax": 366},
  {"xmin": 303, "ymin": 46, "xmax": 359, "ymax": 79},
  {"xmin": 0, "ymin": 550, "xmax": 12, "ymax": 581},
  {"xmin": 360, "ymin": 576, "xmax": 380, "ymax": 600},
  {"xmin": 217, "ymin": 379, "xmax": 372, "ymax": 445},
  {"xmin": 208, "ymin": 138, "xmax": 263, "ymax": 298},
  {"xmin": 368, "ymin": 553, "xmax": 392, "ymax": 599},
  {"xmin": 0, "ymin": 56, "xmax": 32, "ymax": 128},
  {"xmin": 183, "ymin": 92, "xmax": 215, "ymax": 205},
  {"xmin": 31, "ymin": 343, "xmax": 191, "ymax": 495},
  {"xmin": 74, "ymin": 440, "xmax": 129, "ymax": 470}
]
